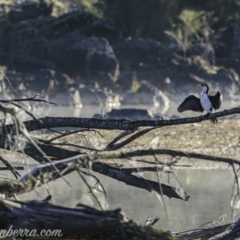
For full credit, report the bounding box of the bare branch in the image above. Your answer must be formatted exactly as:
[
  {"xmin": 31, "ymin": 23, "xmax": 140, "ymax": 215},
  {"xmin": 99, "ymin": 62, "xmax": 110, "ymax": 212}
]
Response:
[
  {"xmin": 231, "ymin": 164, "xmax": 240, "ymax": 196},
  {"xmin": 77, "ymin": 169, "xmax": 104, "ymax": 210},
  {"xmin": 43, "ymin": 142, "xmax": 98, "ymax": 152},
  {"xmin": 37, "ymin": 129, "xmax": 101, "ymax": 144},
  {"xmin": 4, "ymin": 107, "xmax": 240, "ymax": 134},
  {"xmin": 0, "ymin": 155, "xmax": 20, "ymax": 179},
  {"xmin": 10, "ymin": 101, "xmax": 40, "ymax": 123},
  {"xmin": 0, "ymin": 94, "xmax": 57, "ymax": 106},
  {"xmin": 105, "ymin": 130, "xmax": 134, "ymax": 150},
  {"xmin": 80, "ymin": 170, "xmax": 107, "ymax": 196},
  {"xmin": 110, "ymin": 149, "xmax": 240, "ymax": 165},
  {"xmin": 176, "ymin": 222, "xmax": 233, "ymax": 239},
  {"xmin": 105, "ymin": 128, "xmax": 155, "ymax": 150},
  {"xmin": 91, "ymin": 162, "xmax": 189, "ymax": 201},
  {"xmin": 153, "ymin": 154, "xmax": 169, "ymax": 222}
]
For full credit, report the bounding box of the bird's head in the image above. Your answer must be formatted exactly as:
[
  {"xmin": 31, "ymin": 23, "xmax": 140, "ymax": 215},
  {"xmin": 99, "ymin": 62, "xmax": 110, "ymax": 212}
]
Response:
[{"xmin": 198, "ymin": 84, "xmax": 209, "ymax": 92}]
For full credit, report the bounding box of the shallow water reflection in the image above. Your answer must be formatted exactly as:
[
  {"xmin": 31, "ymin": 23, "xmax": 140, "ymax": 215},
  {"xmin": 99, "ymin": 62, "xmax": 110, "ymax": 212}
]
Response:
[{"xmin": 15, "ymin": 167, "xmax": 236, "ymax": 232}]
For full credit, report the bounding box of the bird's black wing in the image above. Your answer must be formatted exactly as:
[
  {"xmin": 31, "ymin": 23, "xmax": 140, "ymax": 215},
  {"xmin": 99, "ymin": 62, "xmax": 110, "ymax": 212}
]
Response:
[
  {"xmin": 208, "ymin": 91, "xmax": 222, "ymax": 110},
  {"xmin": 177, "ymin": 95, "xmax": 204, "ymax": 113}
]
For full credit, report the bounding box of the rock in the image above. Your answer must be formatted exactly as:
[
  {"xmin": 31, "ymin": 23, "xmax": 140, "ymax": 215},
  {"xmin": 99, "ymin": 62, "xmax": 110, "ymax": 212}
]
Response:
[
  {"xmin": 79, "ymin": 87, "xmax": 107, "ymax": 105},
  {"xmin": 113, "ymin": 38, "xmax": 162, "ymax": 69},
  {"xmin": 92, "ymin": 108, "xmax": 156, "ymax": 120},
  {"xmin": 8, "ymin": 0, "xmax": 53, "ymax": 23},
  {"xmin": 57, "ymin": 37, "xmax": 119, "ymax": 84},
  {"xmin": 122, "ymin": 85, "xmax": 154, "ymax": 105},
  {"xmin": 4, "ymin": 8, "xmax": 119, "ymax": 84},
  {"xmin": 84, "ymin": 37, "xmax": 119, "ymax": 82}
]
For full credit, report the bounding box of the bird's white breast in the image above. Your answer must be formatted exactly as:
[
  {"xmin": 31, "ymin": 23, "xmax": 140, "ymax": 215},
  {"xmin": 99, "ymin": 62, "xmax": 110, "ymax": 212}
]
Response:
[{"xmin": 200, "ymin": 91, "xmax": 213, "ymax": 113}]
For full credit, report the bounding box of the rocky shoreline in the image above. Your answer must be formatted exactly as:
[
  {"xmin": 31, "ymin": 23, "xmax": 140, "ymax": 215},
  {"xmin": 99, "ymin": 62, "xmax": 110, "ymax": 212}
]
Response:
[{"xmin": 0, "ymin": 1, "xmax": 240, "ymax": 109}]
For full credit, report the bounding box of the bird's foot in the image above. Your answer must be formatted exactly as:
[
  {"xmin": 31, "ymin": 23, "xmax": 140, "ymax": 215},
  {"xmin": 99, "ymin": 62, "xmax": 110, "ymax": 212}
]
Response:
[
  {"xmin": 210, "ymin": 118, "xmax": 218, "ymax": 124},
  {"xmin": 204, "ymin": 113, "xmax": 218, "ymax": 124}
]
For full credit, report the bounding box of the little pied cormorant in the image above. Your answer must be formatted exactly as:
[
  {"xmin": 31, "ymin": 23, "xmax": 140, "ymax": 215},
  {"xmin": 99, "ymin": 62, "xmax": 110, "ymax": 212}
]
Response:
[{"xmin": 177, "ymin": 84, "xmax": 222, "ymax": 124}]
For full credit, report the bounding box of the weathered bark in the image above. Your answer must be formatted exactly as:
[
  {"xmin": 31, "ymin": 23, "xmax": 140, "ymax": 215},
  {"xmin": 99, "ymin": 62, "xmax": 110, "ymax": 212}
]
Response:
[
  {"xmin": 218, "ymin": 218, "xmax": 240, "ymax": 240},
  {"xmin": 175, "ymin": 223, "xmax": 233, "ymax": 240},
  {"xmin": 3, "ymin": 107, "xmax": 240, "ymax": 134},
  {"xmin": 0, "ymin": 198, "xmax": 175, "ymax": 240},
  {"xmin": 91, "ymin": 162, "xmax": 189, "ymax": 200}
]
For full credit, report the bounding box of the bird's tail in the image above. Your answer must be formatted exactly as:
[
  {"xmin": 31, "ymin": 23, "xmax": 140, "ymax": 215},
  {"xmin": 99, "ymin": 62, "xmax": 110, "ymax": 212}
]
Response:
[{"xmin": 210, "ymin": 118, "xmax": 218, "ymax": 124}]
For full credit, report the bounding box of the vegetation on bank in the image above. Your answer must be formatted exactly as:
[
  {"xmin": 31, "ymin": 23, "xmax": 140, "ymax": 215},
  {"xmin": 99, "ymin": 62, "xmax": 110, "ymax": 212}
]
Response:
[
  {"xmin": 2, "ymin": 0, "xmax": 240, "ymax": 42},
  {"xmin": 70, "ymin": 0, "xmax": 240, "ymax": 43}
]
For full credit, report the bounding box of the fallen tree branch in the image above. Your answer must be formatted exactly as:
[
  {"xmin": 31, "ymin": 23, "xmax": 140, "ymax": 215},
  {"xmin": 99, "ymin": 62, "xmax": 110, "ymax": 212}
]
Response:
[
  {"xmin": 91, "ymin": 162, "xmax": 189, "ymax": 201},
  {"xmin": 0, "ymin": 154, "xmax": 189, "ymax": 201},
  {"xmin": 0, "ymin": 198, "xmax": 174, "ymax": 239},
  {"xmin": 3, "ymin": 106, "xmax": 240, "ymax": 134},
  {"xmin": 101, "ymin": 148, "xmax": 240, "ymax": 165},
  {"xmin": 0, "ymin": 146, "xmax": 236, "ymax": 198},
  {"xmin": 175, "ymin": 222, "xmax": 233, "ymax": 240}
]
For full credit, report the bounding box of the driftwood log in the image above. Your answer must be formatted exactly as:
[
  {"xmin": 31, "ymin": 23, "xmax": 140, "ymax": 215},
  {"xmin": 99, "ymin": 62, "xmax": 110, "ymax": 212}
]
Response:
[{"xmin": 0, "ymin": 198, "xmax": 174, "ymax": 240}]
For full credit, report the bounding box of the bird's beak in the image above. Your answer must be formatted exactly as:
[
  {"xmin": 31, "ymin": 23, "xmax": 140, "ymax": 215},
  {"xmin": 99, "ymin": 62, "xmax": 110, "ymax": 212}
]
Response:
[{"xmin": 198, "ymin": 84, "xmax": 202, "ymax": 87}]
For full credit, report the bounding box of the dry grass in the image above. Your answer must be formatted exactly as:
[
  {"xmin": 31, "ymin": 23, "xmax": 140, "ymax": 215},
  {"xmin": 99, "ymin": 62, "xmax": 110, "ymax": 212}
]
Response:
[{"xmin": 34, "ymin": 119, "xmax": 240, "ymax": 168}]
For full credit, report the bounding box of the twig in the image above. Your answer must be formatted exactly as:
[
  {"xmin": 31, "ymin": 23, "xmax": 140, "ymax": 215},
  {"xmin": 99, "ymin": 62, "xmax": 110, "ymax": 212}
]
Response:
[
  {"xmin": 77, "ymin": 169, "xmax": 104, "ymax": 210},
  {"xmin": 231, "ymin": 180, "xmax": 238, "ymax": 221},
  {"xmin": 42, "ymin": 142, "xmax": 98, "ymax": 152},
  {"xmin": 105, "ymin": 128, "xmax": 155, "ymax": 150},
  {"xmin": 80, "ymin": 170, "xmax": 107, "ymax": 196},
  {"xmin": 0, "ymin": 155, "xmax": 21, "ymax": 179},
  {"xmin": 105, "ymin": 130, "xmax": 134, "ymax": 150},
  {"xmin": 10, "ymin": 101, "xmax": 40, "ymax": 123},
  {"xmin": 108, "ymin": 149, "xmax": 240, "ymax": 165},
  {"xmin": 38, "ymin": 129, "xmax": 101, "ymax": 144},
  {"xmin": 153, "ymin": 154, "xmax": 169, "ymax": 222},
  {"xmin": 0, "ymin": 70, "xmax": 14, "ymax": 91},
  {"xmin": 0, "ymin": 94, "xmax": 57, "ymax": 105},
  {"xmin": 232, "ymin": 164, "xmax": 240, "ymax": 196},
  {"xmin": 122, "ymin": 166, "xmax": 172, "ymax": 173}
]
